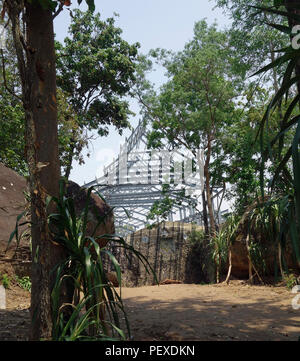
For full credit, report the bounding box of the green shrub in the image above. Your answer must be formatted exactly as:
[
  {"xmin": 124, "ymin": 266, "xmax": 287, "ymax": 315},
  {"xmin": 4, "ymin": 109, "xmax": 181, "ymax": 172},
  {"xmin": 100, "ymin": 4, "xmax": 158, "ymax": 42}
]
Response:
[
  {"xmin": 48, "ymin": 179, "xmax": 157, "ymax": 341},
  {"xmin": 186, "ymin": 229, "xmax": 215, "ymax": 283},
  {"xmin": 1, "ymin": 274, "xmax": 11, "ymax": 289},
  {"xmin": 15, "ymin": 276, "xmax": 31, "ymax": 292},
  {"xmin": 282, "ymin": 272, "xmax": 298, "ymax": 290},
  {"xmin": 188, "ymin": 229, "xmax": 206, "ymax": 247}
]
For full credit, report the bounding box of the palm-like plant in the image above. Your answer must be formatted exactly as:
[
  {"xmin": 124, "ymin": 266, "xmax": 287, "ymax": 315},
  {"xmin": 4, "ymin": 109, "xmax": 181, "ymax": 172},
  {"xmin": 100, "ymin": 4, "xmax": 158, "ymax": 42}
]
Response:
[
  {"xmin": 212, "ymin": 230, "xmax": 228, "ymax": 283},
  {"xmin": 212, "ymin": 214, "xmax": 240, "ymax": 284},
  {"xmin": 48, "ymin": 179, "xmax": 157, "ymax": 341},
  {"xmin": 249, "ymin": 1, "xmax": 300, "ymax": 273},
  {"xmin": 242, "ymin": 193, "xmax": 298, "ymax": 281}
]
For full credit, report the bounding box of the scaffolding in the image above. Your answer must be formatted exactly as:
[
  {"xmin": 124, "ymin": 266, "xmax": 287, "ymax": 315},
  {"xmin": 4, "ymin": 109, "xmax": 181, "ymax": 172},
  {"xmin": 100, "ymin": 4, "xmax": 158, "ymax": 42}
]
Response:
[{"xmin": 83, "ymin": 120, "xmax": 226, "ymax": 235}]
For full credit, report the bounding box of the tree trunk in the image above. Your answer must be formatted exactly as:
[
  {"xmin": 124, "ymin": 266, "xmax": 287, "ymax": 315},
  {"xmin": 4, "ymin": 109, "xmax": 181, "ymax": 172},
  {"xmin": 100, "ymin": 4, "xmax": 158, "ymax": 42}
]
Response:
[
  {"xmin": 7, "ymin": 1, "xmax": 66, "ymax": 340},
  {"xmin": 245, "ymin": 233, "xmax": 253, "ymax": 284},
  {"xmin": 225, "ymin": 246, "xmax": 232, "ymax": 284},
  {"xmin": 64, "ymin": 139, "xmax": 75, "ymax": 180},
  {"xmin": 201, "ymin": 190, "xmax": 209, "ymax": 236},
  {"xmin": 202, "ymin": 136, "xmax": 216, "ymax": 283},
  {"xmin": 204, "ymin": 135, "xmax": 216, "ymax": 236},
  {"xmin": 216, "ymin": 256, "xmax": 220, "ymax": 284},
  {"xmin": 153, "ymin": 221, "xmax": 161, "ymax": 285},
  {"xmin": 278, "ymin": 242, "xmax": 285, "ymax": 279},
  {"xmin": 25, "ymin": 3, "xmax": 64, "ymax": 340}
]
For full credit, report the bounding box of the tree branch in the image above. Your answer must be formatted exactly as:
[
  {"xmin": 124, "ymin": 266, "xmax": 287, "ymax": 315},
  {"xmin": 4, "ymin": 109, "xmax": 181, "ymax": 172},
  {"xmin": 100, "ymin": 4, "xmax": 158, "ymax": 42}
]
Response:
[
  {"xmin": 52, "ymin": 1, "xmax": 64, "ymax": 20},
  {"xmin": 137, "ymin": 92, "xmax": 196, "ymax": 156},
  {"xmin": 0, "ymin": 49, "xmax": 22, "ymax": 101},
  {"xmin": 6, "ymin": 1, "xmax": 27, "ymax": 100}
]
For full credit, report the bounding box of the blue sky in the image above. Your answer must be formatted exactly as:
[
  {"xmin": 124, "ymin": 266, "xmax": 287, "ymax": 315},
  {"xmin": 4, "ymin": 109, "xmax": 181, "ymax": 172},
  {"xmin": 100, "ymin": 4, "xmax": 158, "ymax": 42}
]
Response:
[{"xmin": 54, "ymin": 0, "xmax": 231, "ymax": 185}]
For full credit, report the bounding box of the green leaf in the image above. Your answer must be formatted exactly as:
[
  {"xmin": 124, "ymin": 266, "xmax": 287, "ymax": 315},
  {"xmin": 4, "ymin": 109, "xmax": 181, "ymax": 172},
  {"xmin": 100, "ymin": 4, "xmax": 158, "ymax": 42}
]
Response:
[
  {"xmin": 256, "ymin": 75, "xmax": 300, "ymax": 147},
  {"xmin": 102, "ymin": 249, "xmax": 122, "ymax": 288},
  {"xmin": 6, "ymin": 210, "xmax": 27, "ymax": 252},
  {"xmin": 251, "ymin": 52, "xmax": 296, "ymax": 78},
  {"xmin": 267, "ymin": 23, "xmax": 290, "ymax": 35},
  {"xmin": 270, "ymin": 146, "xmax": 292, "ymax": 189},
  {"xmin": 288, "ymin": 203, "xmax": 300, "ymax": 265},
  {"xmin": 274, "ymin": 0, "xmax": 284, "ymax": 7},
  {"xmin": 269, "ymin": 113, "xmax": 300, "ymax": 150},
  {"xmin": 250, "ymin": 6, "xmax": 300, "ymax": 24},
  {"xmin": 292, "ymin": 120, "xmax": 300, "ymax": 236}
]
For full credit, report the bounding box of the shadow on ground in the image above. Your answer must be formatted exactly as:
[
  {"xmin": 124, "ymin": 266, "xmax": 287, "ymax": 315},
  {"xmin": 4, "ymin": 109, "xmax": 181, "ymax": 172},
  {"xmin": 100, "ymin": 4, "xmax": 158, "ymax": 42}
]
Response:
[
  {"xmin": 0, "ymin": 309, "xmax": 30, "ymax": 340},
  {"xmin": 121, "ymin": 284, "xmax": 300, "ymax": 341},
  {"xmin": 0, "ymin": 283, "xmax": 299, "ymax": 341}
]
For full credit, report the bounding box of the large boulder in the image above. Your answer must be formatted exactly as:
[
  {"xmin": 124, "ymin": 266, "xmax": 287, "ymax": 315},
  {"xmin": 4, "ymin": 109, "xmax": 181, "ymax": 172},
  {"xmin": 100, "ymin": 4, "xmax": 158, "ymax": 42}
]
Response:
[
  {"xmin": 231, "ymin": 235, "xmax": 299, "ymax": 279},
  {"xmin": 65, "ymin": 180, "xmax": 115, "ymax": 248},
  {"xmin": 230, "ymin": 198, "xmax": 300, "ymax": 279},
  {"xmin": 0, "ymin": 163, "xmax": 28, "ymax": 253},
  {"xmin": 231, "ymin": 237, "xmax": 252, "ymax": 278},
  {"xmin": 0, "ymin": 163, "xmax": 114, "ymax": 255}
]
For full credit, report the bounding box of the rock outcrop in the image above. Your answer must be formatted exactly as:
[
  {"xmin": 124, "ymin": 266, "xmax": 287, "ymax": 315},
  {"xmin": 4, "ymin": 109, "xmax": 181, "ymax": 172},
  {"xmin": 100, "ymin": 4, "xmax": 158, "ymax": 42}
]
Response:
[
  {"xmin": 0, "ymin": 163, "xmax": 28, "ymax": 253},
  {"xmin": 0, "ymin": 163, "xmax": 115, "ymax": 278},
  {"xmin": 65, "ymin": 180, "xmax": 115, "ymax": 248}
]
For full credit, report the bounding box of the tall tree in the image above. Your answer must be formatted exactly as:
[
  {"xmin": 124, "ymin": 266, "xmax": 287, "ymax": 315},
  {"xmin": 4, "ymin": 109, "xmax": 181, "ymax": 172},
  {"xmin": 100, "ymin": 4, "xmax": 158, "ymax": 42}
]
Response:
[
  {"xmin": 56, "ymin": 9, "xmax": 139, "ymax": 178},
  {"xmin": 4, "ymin": 0, "xmax": 95, "ymax": 341},
  {"xmin": 0, "ymin": 81, "xmax": 26, "ymax": 173},
  {"xmin": 215, "ymin": 0, "xmax": 289, "ymax": 101},
  {"xmin": 215, "ymin": 0, "xmax": 300, "ymax": 269},
  {"xmin": 0, "ymin": 76, "xmax": 89, "ymax": 176},
  {"xmin": 138, "ymin": 21, "xmax": 238, "ymax": 237},
  {"xmin": 211, "ymin": 84, "xmax": 296, "ymax": 214}
]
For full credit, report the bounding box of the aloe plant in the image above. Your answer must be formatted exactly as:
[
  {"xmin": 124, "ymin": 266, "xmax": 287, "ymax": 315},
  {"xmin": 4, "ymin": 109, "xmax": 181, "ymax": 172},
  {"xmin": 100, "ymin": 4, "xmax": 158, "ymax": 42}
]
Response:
[
  {"xmin": 48, "ymin": 179, "xmax": 157, "ymax": 341},
  {"xmin": 249, "ymin": 2, "xmax": 300, "ymax": 272},
  {"xmin": 211, "ymin": 230, "xmax": 228, "ymax": 283}
]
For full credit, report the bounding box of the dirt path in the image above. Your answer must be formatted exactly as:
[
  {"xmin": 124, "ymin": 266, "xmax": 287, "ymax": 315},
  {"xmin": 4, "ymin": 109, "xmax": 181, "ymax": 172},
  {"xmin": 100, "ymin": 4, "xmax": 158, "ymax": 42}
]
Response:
[
  {"xmin": 121, "ymin": 282, "xmax": 300, "ymax": 341},
  {"xmin": 0, "ymin": 281, "xmax": 299, "ymax": 341},
  {"xmin": 0, "ymin": 286, "xmax": 31, "ymax": 341}
]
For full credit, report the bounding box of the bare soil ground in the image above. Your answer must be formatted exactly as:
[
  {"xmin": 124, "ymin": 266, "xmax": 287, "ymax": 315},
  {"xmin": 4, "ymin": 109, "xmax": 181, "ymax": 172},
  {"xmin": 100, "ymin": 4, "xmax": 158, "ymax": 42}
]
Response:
[
  {"xmin": 122, "ymin": 282, "xmax": 300, "ymax": 341},
  {"xmin": 0, "ymin": 281, "xmax": 299, "ymax": 341}
]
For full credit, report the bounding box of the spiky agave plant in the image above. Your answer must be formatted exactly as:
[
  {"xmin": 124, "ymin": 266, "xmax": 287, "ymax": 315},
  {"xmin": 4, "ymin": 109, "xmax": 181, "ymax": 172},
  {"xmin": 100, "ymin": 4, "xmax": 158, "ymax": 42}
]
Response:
[
  {"xmin": 244, "ymin": 193, "xmax": 299, "ymax": 280},
  {"xmin": 249, "ymin": 2, "xmax": 300, "ymax": 273},
  {"xmin": 48, "ymin": 179, "xmax": 157, "ymax": 341},
  {"xmin": 210, "ymin": 214, "xmax": 241, "ymax": 284},
  {"xmin": 211, "ymin": 230, "xmax": 228, "ymax": 283}
]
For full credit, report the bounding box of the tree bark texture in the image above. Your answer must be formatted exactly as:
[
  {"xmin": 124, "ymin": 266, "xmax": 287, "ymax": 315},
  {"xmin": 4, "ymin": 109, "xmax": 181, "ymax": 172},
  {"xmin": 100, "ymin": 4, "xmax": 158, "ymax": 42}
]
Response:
[
  {"xmin": 204, "ymin": 134, "xmax": 216, "ymax": 236},
  {"xmin": 7, "ymin": 1, "xmax": 64, "ymax": 340},
  {"xmin": 26, "ymin": 3, "xmax": 62, "ymax": 340}
]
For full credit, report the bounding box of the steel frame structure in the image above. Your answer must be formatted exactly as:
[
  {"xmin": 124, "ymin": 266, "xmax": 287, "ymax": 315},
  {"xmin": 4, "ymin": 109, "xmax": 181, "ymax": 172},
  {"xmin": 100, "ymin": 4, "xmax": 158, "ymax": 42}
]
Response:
[{"xmin": 83, "ymin": 120, "xmax": 226, "ymax": 235}]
